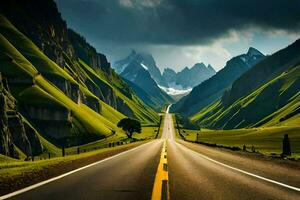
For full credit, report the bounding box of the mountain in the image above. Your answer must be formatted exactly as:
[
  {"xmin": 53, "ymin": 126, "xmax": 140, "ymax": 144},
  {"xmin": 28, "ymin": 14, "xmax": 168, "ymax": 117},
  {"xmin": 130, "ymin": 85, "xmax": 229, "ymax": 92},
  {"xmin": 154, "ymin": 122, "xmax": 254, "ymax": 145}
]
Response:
[
  {"xmin": 114, "ymin": 51, "xmax": 174, "ymax": 111},
  {"xmin": 163, "ymin": 63, "xmax": 216, "ymax": 89},
  {"xmin": 171, "ymin": 47, "xmax": 265, "ymax": 116},
  {"xmin": 114, "ymin": 50, "xmax": 168, "ymax": 86},
  {"xmin": 0, "ymin": 0, "xmax": 159, "ymax": 158},
  {"xmin": 114, "ymin": 51, "xmax": 216, "ymax": 102},
  {"xmin": 191, "ymin": 39, "xmax": 300, "ymax": 129},
  {"xmin": 162, "ymin": 68, "xmax": 177, "ymax": 83}
]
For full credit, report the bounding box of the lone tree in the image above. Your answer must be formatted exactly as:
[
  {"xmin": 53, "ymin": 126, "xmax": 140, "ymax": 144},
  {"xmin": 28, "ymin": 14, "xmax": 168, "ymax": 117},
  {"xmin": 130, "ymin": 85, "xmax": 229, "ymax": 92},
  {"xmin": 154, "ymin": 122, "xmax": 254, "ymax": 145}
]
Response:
[{"xmin": 117, "ymin": 118, "xmax": 141, "ymax": 139}]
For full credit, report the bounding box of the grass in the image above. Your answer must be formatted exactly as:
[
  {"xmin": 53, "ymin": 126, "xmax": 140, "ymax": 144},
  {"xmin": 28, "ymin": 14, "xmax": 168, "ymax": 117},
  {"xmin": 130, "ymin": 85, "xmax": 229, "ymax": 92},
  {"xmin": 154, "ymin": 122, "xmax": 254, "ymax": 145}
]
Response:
[
  {"xmin": 180, "ymin": 127, "xmax": 300, "ymax": 158},
  {"xmin": 0, "ymin": 141, "xmax": 148, "ymax": 179},
  {"xmin": 191, "ymin": 65, "xmax": 300, "ymax": 130},
  {"xmin": 18, "ymin": 85, "xmax": 65, "ymax": 107},
  {"xmin": 0, "ymin": 123, "xmax": 158, "ymax": 174},
  {"xmin": 133, "ymin": 127, "xmax": 159, "ymax": 140},
  {"xmin": 0, "ymin": 15, "xmax": 75, "ymax": 82},
  {"xmin": 0, "ymin": 15, "xmax": 160, "ymax": 159},
  {"xmin": 79, "ymin": 59, "xmax": 159, "ymax": 125},
  {"xmin": 35, "ymin": 75, "xmax": 114, "ymax": 135},
  {"xmin": 0, "ymin": 155, "xmax": 18, "ymax": 162},
  {"xmin": 65, "ymin": 125, "xmax": 159, "ymax": 155},
  {"xmin": 100, "ymin": 101, "xmax": 125, "ymax": 124}
]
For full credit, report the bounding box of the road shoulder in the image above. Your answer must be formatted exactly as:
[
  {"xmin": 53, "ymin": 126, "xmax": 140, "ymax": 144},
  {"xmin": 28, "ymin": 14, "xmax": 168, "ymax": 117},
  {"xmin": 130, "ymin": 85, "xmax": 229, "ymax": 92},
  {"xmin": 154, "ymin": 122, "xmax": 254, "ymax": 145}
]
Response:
[{"xmin": 0, "ymin": 141, "xmax": 149, "ymax": 196}]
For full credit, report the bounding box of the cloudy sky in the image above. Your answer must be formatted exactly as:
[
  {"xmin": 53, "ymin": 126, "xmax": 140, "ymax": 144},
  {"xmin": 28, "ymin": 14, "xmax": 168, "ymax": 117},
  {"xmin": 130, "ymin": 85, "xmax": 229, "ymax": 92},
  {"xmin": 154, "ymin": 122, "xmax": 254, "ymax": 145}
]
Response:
[{"xmin": 55, "ymin": 0, "xmax": 300, "ymax": 72}]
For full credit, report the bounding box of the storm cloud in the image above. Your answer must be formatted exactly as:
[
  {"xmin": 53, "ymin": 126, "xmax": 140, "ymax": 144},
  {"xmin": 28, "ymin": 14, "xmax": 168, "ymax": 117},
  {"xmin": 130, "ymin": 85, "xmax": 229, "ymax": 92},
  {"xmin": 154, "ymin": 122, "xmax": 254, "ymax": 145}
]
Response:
[
  {"xmin": 55, "ymin": 0, "xmax": 300, "ymax": 71},
  {"xmin": 56, "ymin": 0, "xmax": 300, "ymax": 45}
]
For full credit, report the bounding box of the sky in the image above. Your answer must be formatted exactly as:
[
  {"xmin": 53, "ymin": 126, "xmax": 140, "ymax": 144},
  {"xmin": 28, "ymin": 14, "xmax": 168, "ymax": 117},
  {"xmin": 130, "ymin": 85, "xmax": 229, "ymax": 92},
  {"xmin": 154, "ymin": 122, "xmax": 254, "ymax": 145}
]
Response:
[{"xmin": 55, "ymin": 0, "xmax": 300, "ymax": 72}]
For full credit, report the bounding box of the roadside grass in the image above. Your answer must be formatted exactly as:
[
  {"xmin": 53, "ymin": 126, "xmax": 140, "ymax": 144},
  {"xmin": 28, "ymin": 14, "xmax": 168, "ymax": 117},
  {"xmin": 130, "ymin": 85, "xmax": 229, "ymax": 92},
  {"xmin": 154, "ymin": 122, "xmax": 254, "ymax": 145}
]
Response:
[
  {"xmin": 156, "ymin": 114, "xmax": 165, "ymax": 139},
  {"xmin": 0, "ymin": 141, "xmax": 148, "ymax": 180},
  {"xmin": 0, "ymin": 124, "xmax": 159, "ymax": 171},
  {"xmin": 66, "ymin": 126, "xmax": 159, "ymax": 154},
  {"xmin": 133, "ymin": 126, "xmax": 159, "ymax": 140},
  {"xmin": 25, "ymin": 125, "xmax": 159, "ymax": 158},
  {"xmin": 179, "ymin": 127, "xmax": 300, "ymax": 158}
]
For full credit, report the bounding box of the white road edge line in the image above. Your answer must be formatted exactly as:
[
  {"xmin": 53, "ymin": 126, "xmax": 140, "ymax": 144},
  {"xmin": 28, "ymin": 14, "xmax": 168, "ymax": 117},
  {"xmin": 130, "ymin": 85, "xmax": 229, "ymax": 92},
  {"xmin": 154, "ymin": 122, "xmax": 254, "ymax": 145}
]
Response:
[
  {"xmin": 0, "ymin": 140, "xmax": 157, "ymax": 200},
  {"xmin": 176, "ymin": 142, "xmax": 300, "ymax": 192}
]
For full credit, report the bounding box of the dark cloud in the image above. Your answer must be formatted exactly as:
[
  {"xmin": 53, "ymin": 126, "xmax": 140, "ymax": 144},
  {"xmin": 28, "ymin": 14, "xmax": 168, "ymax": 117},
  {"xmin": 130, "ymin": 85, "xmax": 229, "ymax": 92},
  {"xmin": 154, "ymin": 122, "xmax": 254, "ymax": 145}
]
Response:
[{"xmin": 56, "ymin": 0, "xmax": 300, "ymax": 46}]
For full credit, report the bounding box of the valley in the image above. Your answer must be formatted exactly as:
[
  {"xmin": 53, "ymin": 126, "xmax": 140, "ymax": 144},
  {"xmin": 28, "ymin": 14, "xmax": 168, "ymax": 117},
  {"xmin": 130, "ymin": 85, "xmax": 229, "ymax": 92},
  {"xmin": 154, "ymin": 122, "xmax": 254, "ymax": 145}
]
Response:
[{"xmin": 0, "ymin": 0, "xmax": 299, "ymax": 199}]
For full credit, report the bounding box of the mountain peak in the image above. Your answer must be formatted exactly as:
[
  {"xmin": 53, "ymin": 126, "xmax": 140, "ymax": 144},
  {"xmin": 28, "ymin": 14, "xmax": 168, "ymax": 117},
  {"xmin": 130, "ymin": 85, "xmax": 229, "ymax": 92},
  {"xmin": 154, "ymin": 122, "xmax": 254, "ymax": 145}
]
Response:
[
  {"xmin": 164, "ymin": 67, "xmax": 176, "ymax": 73},
  {"xmin": 130, "ymin": 49, "xmax": 137, "ymax": 56},
  {"xmin": 207, "ymin": 64, "xmax": 216, "ymax": 72},
  {"xmin": 192, "ymin": 63, "xmax": 206, "ymax": 70},
  {"xmin": 247, "ymin": 47, "xmax": 264, "ymax": 57}
]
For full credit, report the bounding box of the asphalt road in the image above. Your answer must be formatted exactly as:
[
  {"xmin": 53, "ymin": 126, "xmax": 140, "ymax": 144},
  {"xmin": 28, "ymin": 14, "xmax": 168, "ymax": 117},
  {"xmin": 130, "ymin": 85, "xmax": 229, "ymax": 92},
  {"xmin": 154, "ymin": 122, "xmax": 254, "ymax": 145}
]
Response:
[
  {"xmin": 165, "ymin": 113, "xmax": 300, "ymax": 200},
  {"xmin": 5, "ymin": 140, "xmax": 163, "ymax": 200},
  {"xmin": 4, "ymin": 109, "xmax": 300, "ymax": 200}
]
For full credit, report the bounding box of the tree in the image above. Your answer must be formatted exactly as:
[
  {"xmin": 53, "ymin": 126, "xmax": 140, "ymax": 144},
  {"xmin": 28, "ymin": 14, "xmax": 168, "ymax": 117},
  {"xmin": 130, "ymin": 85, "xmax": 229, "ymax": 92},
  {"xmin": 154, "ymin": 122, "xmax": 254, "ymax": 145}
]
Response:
[{"xmin": 117, "ymin": 118, "xmax": 141, "ymax": 139}]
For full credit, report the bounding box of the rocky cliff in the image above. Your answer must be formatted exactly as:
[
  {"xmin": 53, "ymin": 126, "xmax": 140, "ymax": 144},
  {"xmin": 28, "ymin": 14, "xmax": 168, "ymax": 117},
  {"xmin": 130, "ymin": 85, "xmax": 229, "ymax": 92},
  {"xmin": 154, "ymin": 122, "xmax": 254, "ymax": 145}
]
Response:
[{"xmin": 0, "ymin": 73, "xmax": 43, "ymax": 158}]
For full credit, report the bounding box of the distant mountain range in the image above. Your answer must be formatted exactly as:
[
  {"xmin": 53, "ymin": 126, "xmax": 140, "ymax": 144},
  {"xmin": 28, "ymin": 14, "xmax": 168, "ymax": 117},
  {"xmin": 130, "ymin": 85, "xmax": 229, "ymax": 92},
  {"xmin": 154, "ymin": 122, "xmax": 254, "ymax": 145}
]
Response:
[
  {"xmin": 171, "ymin": 47, "xmax": 265, "ymax": 116},
  {"xmin": 113, "ymin": 50, "xmax": 216, "ymax": 106},
  {"xmin": 113, "ymin": 50, "xmax": 174, "ymax": 111},
  {"xmin": 190, "ymin": 39, "xmax": 300, "ymax": 129},
  {"xmin": 114, "ymin": 50, "xmax": 168, "ymax": 86},
  {"xmin": 162, "ymin": 63, "xmax": 216, "ymax": 89}
]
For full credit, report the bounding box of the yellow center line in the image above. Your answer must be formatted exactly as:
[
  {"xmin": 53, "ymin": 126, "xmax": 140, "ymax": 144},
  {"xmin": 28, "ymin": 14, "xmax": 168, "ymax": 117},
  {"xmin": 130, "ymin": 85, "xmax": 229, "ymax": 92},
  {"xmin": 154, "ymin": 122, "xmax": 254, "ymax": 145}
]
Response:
[{"xmin": 151, "ymin": 140, "xmax": 170, "ymax": 200}]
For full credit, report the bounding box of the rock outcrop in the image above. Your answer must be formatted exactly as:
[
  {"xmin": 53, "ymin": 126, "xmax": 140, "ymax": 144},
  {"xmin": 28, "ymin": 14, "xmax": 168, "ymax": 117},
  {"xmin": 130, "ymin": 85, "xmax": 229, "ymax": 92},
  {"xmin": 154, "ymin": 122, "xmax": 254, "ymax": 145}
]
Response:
[
  {"xmin": 0, "ymin": 73, "xmax": 42, "ymax": 158},
  {"xmin": 0, "ymin": 84, "xmax": 16, "ymax": 158}
]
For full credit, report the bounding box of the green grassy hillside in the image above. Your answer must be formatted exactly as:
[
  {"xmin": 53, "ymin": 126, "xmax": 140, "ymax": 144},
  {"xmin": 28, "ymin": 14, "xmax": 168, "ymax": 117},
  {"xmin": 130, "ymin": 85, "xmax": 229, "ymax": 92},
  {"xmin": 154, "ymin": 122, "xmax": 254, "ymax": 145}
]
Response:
[
  {"xmin": 191, "ymin": 38, "xmax": 300, "ymax": 130},
  {"xmin": 78, "ymin": 59, "xmax": 159, "ymax": 125},
  {"xmin": 0, "ymin": 14, "xmax": 158, "ymax": 158},
  {"xmin": 192, "ymin": 64, "xmax": 300, "ymax": 129},
  {"xmin": 171, "ymin": 48, "xmax": 265, "ymax": 116}
]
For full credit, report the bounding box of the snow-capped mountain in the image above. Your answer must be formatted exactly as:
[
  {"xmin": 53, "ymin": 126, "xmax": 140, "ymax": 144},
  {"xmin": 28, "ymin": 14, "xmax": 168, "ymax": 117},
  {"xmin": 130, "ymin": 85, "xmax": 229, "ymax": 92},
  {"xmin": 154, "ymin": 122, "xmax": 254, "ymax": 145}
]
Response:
[
  {"xmin": 113, "ymin": 51, "xmax": 174, "ymax": 111},
  {"xmin": 114, "ymin": 50, "xmax": 167, "ymax": 86},
  {"xmin": 113, "ymin": 50, "xmax": 218, "ymax": 100}
]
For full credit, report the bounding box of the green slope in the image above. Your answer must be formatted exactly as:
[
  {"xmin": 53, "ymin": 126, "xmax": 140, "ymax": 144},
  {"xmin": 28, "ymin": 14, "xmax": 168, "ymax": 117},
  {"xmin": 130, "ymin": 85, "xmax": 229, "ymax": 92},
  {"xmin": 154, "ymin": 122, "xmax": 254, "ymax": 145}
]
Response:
[
  {"xmin": 0, "ymin": 15, "xmax": 74, "ymax": 82},
  {"xmin": 0, "ymin": 14, "xmax": 158, "ymax": 156},
  {"xmin": 171, "ymin": 48, "xmax": 264, "ymax": 116},
  {"xmin": 78, "ymin": 59, "xmax": 159, "ymax": 125},
  {"xmin": 192, "ymin": 64, "xmax": 300, "ymax": 129}
]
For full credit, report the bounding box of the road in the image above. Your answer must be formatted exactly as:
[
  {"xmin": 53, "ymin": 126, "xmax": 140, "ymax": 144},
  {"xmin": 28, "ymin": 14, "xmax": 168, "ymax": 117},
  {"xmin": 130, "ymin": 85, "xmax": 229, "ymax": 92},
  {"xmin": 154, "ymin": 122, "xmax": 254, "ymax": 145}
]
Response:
[
  {"xmin": 3, "ymin": 108, "xmax": 300, "ymax": 200},
  {"xmin": 164, "ymin": 113, "xmax": 300, "ymax": 200}
]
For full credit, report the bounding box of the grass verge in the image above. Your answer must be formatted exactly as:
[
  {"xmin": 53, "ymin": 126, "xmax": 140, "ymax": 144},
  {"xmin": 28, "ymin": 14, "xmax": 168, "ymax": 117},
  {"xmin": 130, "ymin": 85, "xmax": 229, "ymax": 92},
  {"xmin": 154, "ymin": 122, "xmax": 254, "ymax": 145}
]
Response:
[
  {"xmin": 0, "ymin": 141, "xmax": 149, "ymax": 196},
  {"xmin": 178, "ymin": 127, "xmax": 300, "ymax": 159}
]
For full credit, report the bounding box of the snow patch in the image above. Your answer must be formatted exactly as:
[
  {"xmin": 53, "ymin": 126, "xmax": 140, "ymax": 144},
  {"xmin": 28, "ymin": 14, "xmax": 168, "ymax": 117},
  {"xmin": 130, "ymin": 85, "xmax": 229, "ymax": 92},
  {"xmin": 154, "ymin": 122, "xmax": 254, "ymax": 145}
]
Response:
[
  {"xmin": 140, "ymin": 63, "xmax": 148, "ymax": 70},
  {"xmin": 159, "ymin": 85, "xmax": 192, "ymax": 96},
  {"xmin": 240, "ymin": 56, "xmax": 246, "ymax": 62}
]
